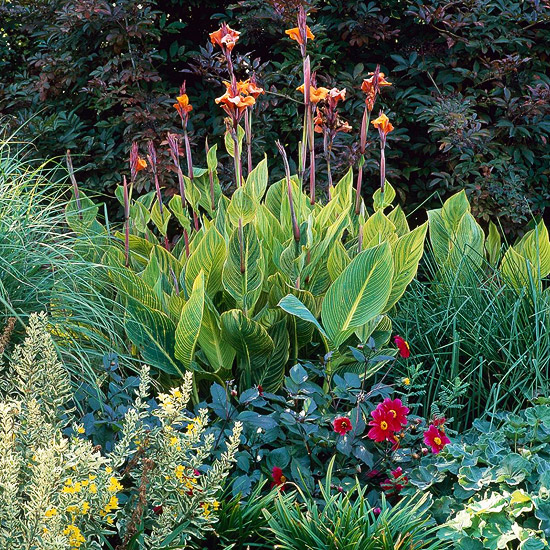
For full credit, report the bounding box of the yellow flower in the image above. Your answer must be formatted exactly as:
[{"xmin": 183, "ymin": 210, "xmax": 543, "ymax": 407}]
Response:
[
  {"xmin": 213, "ymin": 500, "xmax": 220, "ymax": 511},
  {"xmin": 63, "ymin": 524, "xmax": 85, "ymax": 548},
  {"xmin": 107, "ymin": 476, "xmax": 123, "ymax": 493},
  {"xmin": 76, "ymin": 426, "xmax": 85, "ymax": 434},
  {"xmin": 403, "ymin": 377, "xmax": 411, "ymax": 386},
  {"xmin": 170, "ymin": 436, "xmax": 179, "ymax": 446},
  {"xmin": 81, "ymin": 502, "xmax": 90, "ymax": 514},
  {"xmin": 104, "ymin": 495, "xmax": 119, "ymax": 513},
  {"xmin": 186, "ymin": 422, "xmax": 195, "ymax": 434},
  {"xmin": 89, "ymin": 483, "xmax": 97, "ymax": 494},
  {"xmin": 45, "ymin": 507, "xmax": 58, "ymax": 518},
  {"xmin": 105, "ymin": 467, "xmax": 112, "ymax": 474}
]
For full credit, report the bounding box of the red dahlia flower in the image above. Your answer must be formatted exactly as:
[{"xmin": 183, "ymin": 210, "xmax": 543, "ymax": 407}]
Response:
[
  {"xmin": 367, "ymin": 408, "xmax": 394, "ymax": 442},
  {"xmin": 394, "ymin": 335, "xmax": 410, "ymax": 358},
  {"xmin": 271, "ymin": 466, "xmax": 287, "ymax": 489},
  {"xmin": 333, "ymin": 416, "xmax": 353, "ymax": 435},
  {"xmin": 379, "ymin": 398, "xmax": 409, "ymax": 431},
  {"xmin": 423, "ymin": 424, "xmax": 450, "ymax": 454}
]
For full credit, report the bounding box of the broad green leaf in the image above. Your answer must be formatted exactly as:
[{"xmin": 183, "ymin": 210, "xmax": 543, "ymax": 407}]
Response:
[
  {"xmin": 245, "ymin": 155, "xmax": 268, "ymax": 202},
  {"xmin": 256, "ymin": 319, "xmax": 290, "ymax": 392},
  {"xmin": 501, "ymin": 246, "xmax": 537, "ymax": 289},
  {"xmin": 222, "ymin": 224, "xmax": 264, "ymax": 313},
  {"xmin": 221, "ymin": 309, "xmax": 274, "ymax": 389},
  {"xmin": 150, "ymin": 200, "xmax": 171, "ymax": 236},
  {"xmin": 227, "ymin": 187, "xmax": 257, "ymax": 227},
  {"xmin": 183, "ymin": 175, "xmax": 202, "ymax": 211},
  {"xmin": 387, "ymin": 205, "xmax": 409, "ymax": 237},
  {"xmin": 185, "ymin": 224, "xmax": 226, "ymax": 295},
  {"xmin": 321, "ymin": 242, "xmax": 393, "ymax": 347},
  {"xmin": 373, "ymin": 181, "xmax": 396, "ymax": 212},
  {"xmin": 362, "ymin": 211, "xmax": 397, "ymax": 249},
  {"xmin": 278, "ymin": 294, "xmax": 328, "ymax": 341},
  {"xmin": 224, "ymin": 125, "xmax": 245, "ymax": 159},
  {"xmin": 447, "ymin": 213, "xmax": 485, "ymax": 271},
  {"xmin": 108, "ymin": 266, "xmax": 163, "ymax": 311},
  {"xmin": 442, "ymin": 190, "xmax": 470, "ymax": 231},
  {"xmin": 124, "ymin": 296, "xmax": 182, "ymax": 375},
  {"xmin": 174, "ymin": 271, "xmax": 205, "ymax": 368},
  {"xmin": 198, "ymin": 299, "xmax": 236, "ymax": 372},
  {"xmin": 168, "ymin": 194, "xmax": 192, "ymax": 232},
  {"xmin": 65, "ymin": 192, "xmax": 101, "ymax": 234},
  {"xmin": 207, "ymin": 143, "xmax": 218, "ymax": 171},
  {"xmin": 486, "ymin": 221, "xmax": 502, "ymax": 266},
  {"xmin": 427, "ymin": 208, "xmax": 450, "ymax": 267},
  {"xmin": 515, "ymin": 220, "xmax": 550, "ymax": 278},
  {"xmin": 327, "ymin": 240, "xmax": 351, "ymax": 282},
  {"xmin": 385, "ymin": 221, "xmax": 427, "ymax": 310}
]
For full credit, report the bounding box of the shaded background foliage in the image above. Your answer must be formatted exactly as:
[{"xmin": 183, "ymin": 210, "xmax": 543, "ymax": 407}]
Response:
[{"xmin": 1, "ymin": 0, "xmax": 550, "ymax": 228}]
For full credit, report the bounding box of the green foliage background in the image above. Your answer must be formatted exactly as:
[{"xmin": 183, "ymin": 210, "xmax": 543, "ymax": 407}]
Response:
[{"xmin": 1, "ymin": 0, "xmax": 549, "ymax": 227}]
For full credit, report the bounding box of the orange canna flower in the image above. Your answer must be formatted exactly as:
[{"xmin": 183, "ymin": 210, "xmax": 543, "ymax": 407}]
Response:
[
  {"xmin": 372, "ymin": 112, "xmax": 394, "ymax": 136},
  {"xmin": 210, "ymin": 24, "xmax": 240, "ymax": 52},
  {"xmin": 361, "ymin": 72, "xmax": 391, "ymax": 112},
  {"xmin": 297, "ymin": 84, "xmax": 329, "ymax": 104},
  {"xmin": 285, "ymin": 25, "xmax": 315, "ymax": 45},
  {"xmin": 247, "ymin": 77, "xmax": 265, "ymax": 99},
  {"xmin": 136, "ymin": 157, "xmax": 147, "ymax": 172},
  {"xmin": 361, "ymin": 72, "xmax": 392, "ymax": 93},
  {"xmin": 173, "ymin": 93, "xmax": 193, "ymax": 115},
  {"xmin": 215, "ymin": 89, "xmax": 256, "ymax": 119}
]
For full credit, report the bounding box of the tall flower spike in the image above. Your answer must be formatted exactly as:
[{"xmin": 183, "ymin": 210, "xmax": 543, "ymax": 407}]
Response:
[
  {"xmin": 372, "ymin": 111, "xmax": 394, "ymax": 194},
  {"xmin": 174, "ymin": 82, "xmax": 193, "ymax": 122},
  {"xmin": 276, "ymin": 140, "xmax": 301, "ymax": 244}
]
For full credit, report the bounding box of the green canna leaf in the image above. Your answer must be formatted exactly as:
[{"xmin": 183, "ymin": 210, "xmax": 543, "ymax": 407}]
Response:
[
  {"xmin": 222, "ymin": 224, "xmax": 264, "ymax": 313},
  {"xmin": 185, "ymin": 224, "xmax": 226, "ymax": 295},
  {"xmin": 321, "ymin": 241, "xmax": 393, "ymax": 348},
  {"xmin": 174, "ymin": 271, "xmax": 205, "ymax": 368}
]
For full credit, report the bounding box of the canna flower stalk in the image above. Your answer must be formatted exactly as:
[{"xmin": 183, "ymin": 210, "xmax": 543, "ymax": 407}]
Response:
[
  {"xmin": 173, "ymin": 82, "xmax": 199, "ymax": 232},
  {"xmin": 122, "ymin": 175, "xmax": 130, "ymax": 267},
  {"xmin": 313, "ymin": 87, "xmax": 351, "ymax": 198},
  {"xmin": 126, "ymin": 142, "xmax": 147, "ymax": 265},
  {"xmin": 147, "ymin": 141, "xmax": 170, "ymax": 250},
  {"xmin": 355, "ymin": 66, "xmax": 392, "ymax": 214},
  {"xmin": 243, "ymin": 74, "xmax": 264, "ymax": 175},
  {"xmin": 372, "ymin": 112, "xmax": 395, "ymax": 196},
  {"xmin": 286, "ymin": 6, "xmax": 316, "ymax": 202},
  {"xmin": 276, "ymin": 140, "xmax": 301, "ymax": 245},
  {"xmin": 167, "ymin": 133, "xmax": 191, "ymax": 257},
  {"xmin": 205, "ymin": 138, "xmax": 216, "ymax": 211}
]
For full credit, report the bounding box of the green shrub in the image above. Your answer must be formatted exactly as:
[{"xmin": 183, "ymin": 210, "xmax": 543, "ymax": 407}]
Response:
[
  {"xmin": 3, "ymin": 1, "xmax": 549, "ymax": 224},
  {"xmin": 0, "ymin": 313, "xmax": 242, "ymax": 549},
  {"xmin": 69, "ymin": 161, "xmax": 427, "ymax": 390},
  {"xmin": 405, "ymin": 404, "xmax": 550, "ymax": 549}
]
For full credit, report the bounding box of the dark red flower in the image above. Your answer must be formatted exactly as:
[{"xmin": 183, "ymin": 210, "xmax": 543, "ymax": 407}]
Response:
[
  {"xmin": 152, "ymin": 505, "xmax": 163, "ymax": 515},
  {"xmin": 333, "ymin": 416, "xmax": 353, "ymax": 435},
  {"xmin": 381, "ymin": 467, "xmax": 408, "ymax": 496},
  {"xmin": 271, "ymin": 466, "xmax": 287, "ymax": 489},
  {"xmin": 373, "ymin": 507, "xmax": 382, "ymax": 516},
  {"xmin": 423, "ymin": 425, "xmax": 450, "ymax": 454},
  {"xmin": 257, "ymin": 385, "xmax": 264, "ymax": 396},
  {"xmin": 394, "ymin": 335, "xmax": 410, "ymax": 358},
  {"xmin": 379, "ymin": 398, "xmax": 409, "ymax": 431}
]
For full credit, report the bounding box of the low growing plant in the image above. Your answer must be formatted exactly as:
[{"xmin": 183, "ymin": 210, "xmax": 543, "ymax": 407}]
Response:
[
  {"xmin": 405, "ymin": 403, "xmax": 550, "ymax": 549},
  {"xmin": 263, "ymin": 457, "xmax": 444, "ymax": 550}
]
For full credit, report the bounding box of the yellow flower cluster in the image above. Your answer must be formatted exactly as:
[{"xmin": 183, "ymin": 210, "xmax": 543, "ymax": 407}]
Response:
[{"xmin": 63, "ymin": 524, "xmax": 85, "ymax": 549}]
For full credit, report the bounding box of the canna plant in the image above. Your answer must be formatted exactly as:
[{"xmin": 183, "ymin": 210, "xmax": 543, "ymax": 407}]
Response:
[
  {"xmin": 428, "ymin": 190, "xmax": 550, "ymax": 291},
  {"xmin": 65, "ymin": 16, "xmax": 427, "ymax": 392}
]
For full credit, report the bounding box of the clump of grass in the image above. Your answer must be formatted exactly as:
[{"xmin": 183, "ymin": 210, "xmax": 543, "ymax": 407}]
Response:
[
  {"xmin": 0, "ymin": 140, "xmax": 129, "ymax": 387},
  {"xmin": 394, "ymin": 250, "xmax": 550, "ymax": 429}
]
